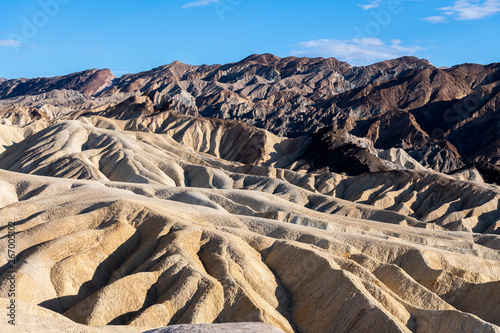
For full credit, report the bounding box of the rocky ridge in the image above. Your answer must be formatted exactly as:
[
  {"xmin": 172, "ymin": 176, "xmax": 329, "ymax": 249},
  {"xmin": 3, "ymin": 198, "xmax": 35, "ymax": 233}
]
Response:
[
  {"xmin": 0, "ymin": 55, "xmax": 499, "ymax": 333},
  {"xmin": 1, "ymin": 54, "xmax": 499, "ymax": 177}
]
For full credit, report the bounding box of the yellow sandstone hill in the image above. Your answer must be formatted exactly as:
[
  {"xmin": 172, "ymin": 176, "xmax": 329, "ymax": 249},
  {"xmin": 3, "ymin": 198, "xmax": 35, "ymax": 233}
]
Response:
[{"xmin": 0, "ymin": 114, "xmax": 499, "ymax": 332}]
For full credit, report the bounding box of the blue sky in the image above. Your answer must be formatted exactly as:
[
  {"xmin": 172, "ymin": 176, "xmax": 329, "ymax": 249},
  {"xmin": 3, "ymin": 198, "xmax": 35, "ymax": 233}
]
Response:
[{"xmin": 0, "ymin": 0, "xmax": 499, "ymax": 79}]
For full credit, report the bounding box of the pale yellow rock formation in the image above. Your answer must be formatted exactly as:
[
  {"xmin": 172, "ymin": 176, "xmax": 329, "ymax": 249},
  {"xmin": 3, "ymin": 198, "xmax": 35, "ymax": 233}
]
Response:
[
  {"xmin": 0, "ymin": 117, "xmax": 499, "ymax": 333},
  {"xmin": 0, "ymin": 168, "xmax": 499, "ymax": 332}
]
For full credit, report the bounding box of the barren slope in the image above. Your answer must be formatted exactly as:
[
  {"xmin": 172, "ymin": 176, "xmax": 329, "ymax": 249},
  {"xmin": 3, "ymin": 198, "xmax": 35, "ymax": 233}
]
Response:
[
  {"xmin": 1, "ymin": 169, "xmax": 500, "ymax": 332},
  {"xmin": 0, "ymin": 55, "xmax": 499, "ymax": 333},
  {"xmin": 2, "ymin": 55, "xmax": 499, "ymax": 175},
  {"xmin": 0, "ymin": 116, "xmax": 498, "ymax": 332}
]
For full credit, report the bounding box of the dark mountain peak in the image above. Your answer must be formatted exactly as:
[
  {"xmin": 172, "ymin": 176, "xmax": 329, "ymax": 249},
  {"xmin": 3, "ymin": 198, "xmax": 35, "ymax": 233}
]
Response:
[
  {"xmin": 0, "ymin": 77, "xmax": 7, "ymax": 84},
  {"xmin": 241, "ymin": 53, "xmax": 282, "ymax": 65},
  {"xmin": 242, "ymin": 53, "xmax": 351, "ymax": 70},
  {"xmin": 365, "ymin": 56, "xmax": 434, "ymax": 71},
  {"xmin": 166, "ymin": 60, "xmax": 193, "ymax": 69},
  {"xmin": 231, "ymin": 54, "xmax": 352, "ymax": 81},
  {"xmin": 446, "ymin": 62, "xmax": 499, "ymax": 76},
  {"xmin": 160, "ymin": 61, "xmax": 198, "ymax": 78},
  {"xmin": 396, "ymin": 55, "xmax": 432, "ymax": 64},
  {"xmin": 80, "ymin": 68, "xmax": 116, "ymax": 96},
  {"xmin": 280, "ymin": 55, "xmax": 351, "ymax": 71},
  {"xmin": 56, "ymin": 67, "xmax": 112, "ymax": 78},
  {"xmin": 0, "ymin": 68, "xmax": 115, "ymax": 99}
]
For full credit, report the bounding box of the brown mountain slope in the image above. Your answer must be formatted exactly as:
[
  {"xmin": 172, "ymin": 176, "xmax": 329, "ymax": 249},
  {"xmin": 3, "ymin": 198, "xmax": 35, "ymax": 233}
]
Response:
[
  {"xmin": 1, "ymin": 55, "xmax": 498, "ymax": 175},
  {"xmin": 0, "ymin": 69, "xmax": 115, "ymax": 99}
]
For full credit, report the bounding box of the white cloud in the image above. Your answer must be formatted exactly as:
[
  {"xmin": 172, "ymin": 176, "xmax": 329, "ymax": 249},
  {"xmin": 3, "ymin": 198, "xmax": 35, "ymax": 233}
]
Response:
[
  {"xmin": 0, "ymin": 39, "xmax": 21, "ymax": 47},
  {"xmin": 424, "ymin": 0, "xmax": 500, "ymax": 22},
  {"xmin": 358, "ymin": 1, "xmax": 382, "ymax": 10},
  {"xmin": 422, "ymin": 15, "xmax": 448, "ymax": 23},
  {"xmin": 290, "ymin": 38, "xmax": 421, "ymax": 66},
  {"xmin": 182, "ymin": 0, "xmax": 219, "ymax": 8},
  {"xmin": 358, "ymin": 0, "xmax": 420, "ymax": 10}
]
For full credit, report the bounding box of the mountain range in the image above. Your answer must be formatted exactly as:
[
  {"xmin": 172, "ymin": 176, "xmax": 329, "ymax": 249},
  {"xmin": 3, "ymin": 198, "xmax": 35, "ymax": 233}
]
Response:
[{"xmin": 0, "ymin": 55, "xmax": 499, "ymax": 333}]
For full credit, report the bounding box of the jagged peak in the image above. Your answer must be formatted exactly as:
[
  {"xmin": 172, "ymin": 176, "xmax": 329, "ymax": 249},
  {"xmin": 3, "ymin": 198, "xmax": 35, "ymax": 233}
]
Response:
[
  {"xmin": 362, "ymin": 56, "xmax": 434, "ymax": 70},
  {"xmin": 241, "ymin": 53, "xmax": 282, "ymax": 65}
]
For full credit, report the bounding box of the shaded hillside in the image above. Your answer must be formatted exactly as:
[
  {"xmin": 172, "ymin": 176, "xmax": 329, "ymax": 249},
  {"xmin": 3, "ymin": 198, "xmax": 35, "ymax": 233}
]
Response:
[{"xmin": 1, "ymin": 54, "xmax": 498, "ymax": 174}]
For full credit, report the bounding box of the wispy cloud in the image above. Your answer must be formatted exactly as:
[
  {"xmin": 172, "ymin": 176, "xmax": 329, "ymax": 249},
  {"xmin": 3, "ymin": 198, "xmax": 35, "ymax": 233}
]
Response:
[
  {"xmin": 422, "ymin": 15, "xmax": 448, "ymax": 23},
  {"xmin": 291, "ymin": 38, "xmax": 421, "ymax": 66},
  {"xmin": 182, "ymin": 0, "xmax": 219, "ymax": 8},
  {"xmin": 424, "ymin": 0, "xmax": 500, "ymax": 22},
  {"xmin": 358, "ymin": 0, "xmax": 420, "ymax": 10},
  {"xmin": 358, "ymin": 0, "xmax": 382, "ymax": 10},
  {"xmin": 0, "ymin": 39, "xmax": 22, "ymax": 48}
]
